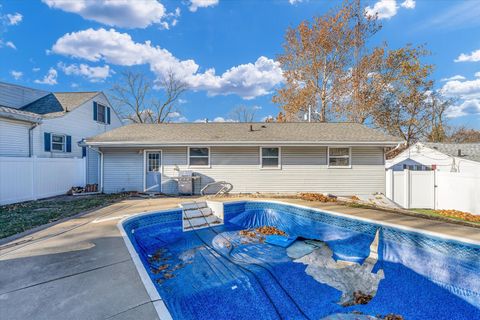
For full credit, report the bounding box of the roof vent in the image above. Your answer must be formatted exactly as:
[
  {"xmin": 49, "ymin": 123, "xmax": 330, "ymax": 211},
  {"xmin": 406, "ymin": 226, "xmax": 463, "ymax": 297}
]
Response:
[
  {"xmin": 458, "ymin": 149, "xmax": 462, "ymax": 156},
  {"xmin": 249, "ymin": 125, "xmax": 253, "ymax": 132}
]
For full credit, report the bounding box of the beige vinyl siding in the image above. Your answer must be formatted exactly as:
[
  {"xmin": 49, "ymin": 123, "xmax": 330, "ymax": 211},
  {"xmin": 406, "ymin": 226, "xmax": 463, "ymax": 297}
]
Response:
[
  {"xmin": 0, "ymin": 118, "xmax": 31, "ymax": 157},
  {"xmin": 103, "ymin": 149, "xmax": 143, "ymax": 193}
]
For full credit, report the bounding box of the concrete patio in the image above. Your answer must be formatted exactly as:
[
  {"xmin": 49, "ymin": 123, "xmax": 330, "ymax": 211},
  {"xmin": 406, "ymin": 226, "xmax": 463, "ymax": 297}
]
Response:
[{"xmin": 1, "ymin": 196, "xmax": 479, "ymax": 320}]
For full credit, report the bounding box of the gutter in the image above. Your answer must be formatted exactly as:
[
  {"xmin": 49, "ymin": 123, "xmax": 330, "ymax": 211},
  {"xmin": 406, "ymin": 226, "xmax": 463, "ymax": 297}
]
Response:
[{"xmin": 83, "ymin": 141, "xmax": 404, "ymax": 148}]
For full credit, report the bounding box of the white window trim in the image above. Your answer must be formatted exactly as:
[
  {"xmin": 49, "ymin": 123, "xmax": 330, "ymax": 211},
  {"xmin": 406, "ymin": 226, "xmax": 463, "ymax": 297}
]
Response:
[
  {"xmin": 50, "ymin": 133, "xmax": 66, "ymax": 153},
  {"xmin": 260, "ymin": 146, "xmax": 282, "ymax": 170},
  {"xmin": 327, "ymin": 146, "xmax": 352, "ymax": 169},
  {"xmin": 96, "ymin": 103, "xmax": 108, "ymax": 124},
  {"xmin": 188, "ymin": 146, "xmax": 211, "ymax": 168}
]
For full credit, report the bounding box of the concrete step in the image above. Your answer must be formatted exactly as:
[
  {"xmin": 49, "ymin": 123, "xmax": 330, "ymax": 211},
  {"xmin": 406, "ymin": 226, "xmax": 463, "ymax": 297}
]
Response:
[{"xmin": 183, "ymin": 208, "xmax": 213, "ymax": 219}]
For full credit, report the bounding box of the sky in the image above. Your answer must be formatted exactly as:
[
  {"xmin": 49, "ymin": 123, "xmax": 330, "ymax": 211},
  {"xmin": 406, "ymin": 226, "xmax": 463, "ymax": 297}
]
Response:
[{"xmin": 0, "ymin": 0, "xmax": 479, "ymax": 128}]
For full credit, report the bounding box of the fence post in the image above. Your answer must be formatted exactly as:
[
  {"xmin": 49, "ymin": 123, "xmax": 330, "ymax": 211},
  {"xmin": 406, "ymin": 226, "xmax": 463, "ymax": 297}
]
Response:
[
  {"xmin": 31, "ymin": 156, "xmax": 37, "ymax": 201},
  {"xmin": 403, "ymin": 169, "xmax": 410, "ymax": 209},
  {"xmin": 386, "ymin": 169, "xmax": 394, "ymax": 200}
]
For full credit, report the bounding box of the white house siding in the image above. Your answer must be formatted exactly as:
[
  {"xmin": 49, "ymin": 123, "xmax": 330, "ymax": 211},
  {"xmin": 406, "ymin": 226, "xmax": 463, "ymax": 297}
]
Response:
[
  {"xmin": 31, "ymin": 93, "xmax": 123, "ymax": 158},
  {"xmin": 103, "ymin": 149, "xmax": 144, "ymax": 193},
  {"xmin": 386, "ymin": 145, "xmax": 480, "ymax": 175},
  {"xmin": 0, "ymin": 118, "xmax": 31, "ymax": 157},
  {"xmin": 100, "ymin": 146, "xmax": 386, "ymax": 196}
]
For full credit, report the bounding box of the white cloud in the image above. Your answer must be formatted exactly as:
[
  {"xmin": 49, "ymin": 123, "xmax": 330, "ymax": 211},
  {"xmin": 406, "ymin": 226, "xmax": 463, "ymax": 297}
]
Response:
[
  {"xmin": 34, "ymin": 68, "xmax": 58, "ymax": 85},
  {"xmin": 289, "ymin": 0, "xmax": 303, "ymax": 4},
  {"xmin": 6, "ymin": 13, "xmax": 22, "ymax": 25},
  {"xmin": 441, "ymin": 78, "xmax": 480, "ymax": 99},
  {"xmin": 42, "ymin": 0, "xmax": 172, "ymax": 29},
  {"xmin": 475, "ymin": 72, "xmax": 480, "ymax": 78},
  {"xmin": 366, "ymin": 0, "xmax": 398, "ymax": 19},
  {"xmin": 32, "ymin": 67, "xmax": 41, "ymax": 72},
  {"xmin": 252, "ymin": 105, "xmax": 262, "ymax": 110},
  {"xmin": 5, "ymin": 41, "xmax": 16, "ymax": 49},
  {"xmin": 455, "ymin": 49, "xmax": 480, "ymax": 62},
  {"xmin": 445, "ymin": 99, "xmax": 480, "ymax": 118},
  {"xmin": 58, "ymin": 62, "xmax": 112, "ymax": 82},
  {"xmin": 189, "ymin": 0, "xmax": 219, "ymax": 12},
  {"xmin": 440, "ymin": 75, "xmax": 466, "ymax": 82},
  {"xmin": 51, "ymin": 28, "xmax": 283, "ymax": 99},
  {"xmin": 10, "ymin": 70, "xmax": 23, "ymax": 80},
  {"xmin": 400, "ymin": 0, "xmax": 415, "ymax": 9}
]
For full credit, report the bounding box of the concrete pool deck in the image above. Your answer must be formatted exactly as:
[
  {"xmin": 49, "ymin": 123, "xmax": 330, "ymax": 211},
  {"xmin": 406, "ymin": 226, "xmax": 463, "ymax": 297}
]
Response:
[{"xmin": 1, "ymin": 196, "xmax": 479, "ymax": 320}]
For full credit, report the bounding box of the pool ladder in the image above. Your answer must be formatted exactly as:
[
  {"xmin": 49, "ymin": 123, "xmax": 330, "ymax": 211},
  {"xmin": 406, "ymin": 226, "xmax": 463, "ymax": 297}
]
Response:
[{"xmin": 180, "ymin": 201, "xmax": 223, "ymax": 231}]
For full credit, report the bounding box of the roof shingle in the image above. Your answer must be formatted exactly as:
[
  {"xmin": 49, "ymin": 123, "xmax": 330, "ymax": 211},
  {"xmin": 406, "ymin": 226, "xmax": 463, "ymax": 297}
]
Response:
[
  {"xmin": 423, "ymin": 142, "xmax": 480, "ymax": 163},
  {"xmin": 21, "ymin": 92, "xmax": 99, "ymax": 115}
]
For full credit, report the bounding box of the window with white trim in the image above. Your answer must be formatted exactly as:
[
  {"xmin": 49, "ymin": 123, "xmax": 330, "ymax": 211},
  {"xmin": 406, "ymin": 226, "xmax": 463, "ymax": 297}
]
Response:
[
  {"xmin": 261, "ymin": 147, "xmax": 280, "ymax": 168},
  {"xmin": 328, "ymin": 147, "xmax": 351, "ymax": 167},
  {"xmin": 189, "ymin": 147, "xmax": 210, "ymax": 166},
  {"xmin": 97, "ymin": 104, "xmax": 106, "ymax": 123},
  {"xmin": 51, "ymin": 134, "xmax": 66, "ymax": 152}
]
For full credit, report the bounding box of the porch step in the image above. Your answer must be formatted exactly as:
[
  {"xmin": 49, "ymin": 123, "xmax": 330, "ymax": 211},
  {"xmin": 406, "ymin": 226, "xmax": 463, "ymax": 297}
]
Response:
[{"xmin": 180, "ymin": 202, "xmax": 223, "ymax": 231}]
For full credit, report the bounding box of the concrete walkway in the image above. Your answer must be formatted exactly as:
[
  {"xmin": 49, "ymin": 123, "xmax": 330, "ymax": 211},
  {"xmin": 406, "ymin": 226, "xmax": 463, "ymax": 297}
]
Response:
[{"xmin": 1, "ymin": 196, "xmax": 479, "ymax": 320}]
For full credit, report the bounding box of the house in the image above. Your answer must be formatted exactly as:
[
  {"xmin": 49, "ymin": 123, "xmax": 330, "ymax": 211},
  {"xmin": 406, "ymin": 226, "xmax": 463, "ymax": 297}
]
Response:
[
  {"xmin": 0, "ymin": 81, "xmax": 123, "ymax": 186},
  {"xmin": 83, "ymin": 122, "xmax": 403, "ymax": 195},
  {"xmin": 386, "ymin": 142, "xmax": 480, "ymax": 175}
]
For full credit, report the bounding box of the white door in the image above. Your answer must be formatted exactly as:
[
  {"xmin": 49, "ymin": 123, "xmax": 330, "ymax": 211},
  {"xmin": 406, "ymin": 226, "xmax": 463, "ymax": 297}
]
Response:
[{"xmin": 145, "ymin": 151, "xmax": 162, "ymax": 192}]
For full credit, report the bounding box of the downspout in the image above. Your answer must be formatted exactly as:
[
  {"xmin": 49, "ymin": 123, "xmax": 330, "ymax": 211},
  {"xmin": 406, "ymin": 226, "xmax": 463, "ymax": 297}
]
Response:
[{"xmin": 28, "ymin": 123, "xmax": 39, "ymax": 157}]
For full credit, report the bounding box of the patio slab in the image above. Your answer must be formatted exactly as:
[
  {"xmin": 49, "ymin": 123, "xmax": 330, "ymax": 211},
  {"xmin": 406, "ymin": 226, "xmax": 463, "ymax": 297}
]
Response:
[{"xmin": 1, "ymin": 196, "xmax": 479, "ymax": 320}]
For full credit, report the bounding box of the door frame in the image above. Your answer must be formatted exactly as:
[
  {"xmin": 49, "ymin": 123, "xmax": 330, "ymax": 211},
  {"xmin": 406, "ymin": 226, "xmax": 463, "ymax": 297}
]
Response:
[{"xmin": 143, "ymin": 149, "xmax": 163, "ymax": 192}]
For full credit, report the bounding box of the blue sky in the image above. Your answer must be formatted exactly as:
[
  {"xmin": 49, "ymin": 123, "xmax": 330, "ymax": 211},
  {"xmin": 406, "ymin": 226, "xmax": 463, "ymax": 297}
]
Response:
[{"xmin": 1, "ymin": 0, "xmax": 480, "ymax": 128}]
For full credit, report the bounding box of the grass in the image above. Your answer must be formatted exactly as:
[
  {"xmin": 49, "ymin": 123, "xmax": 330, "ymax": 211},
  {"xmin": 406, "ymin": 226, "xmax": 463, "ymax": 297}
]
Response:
[
  {"xmin": 0, "ymin": 193, "xmax": 128, "ymax": 239},
  {"xmin": 412, "ymin": 209, "xmax": 480, "ymax": 225}
]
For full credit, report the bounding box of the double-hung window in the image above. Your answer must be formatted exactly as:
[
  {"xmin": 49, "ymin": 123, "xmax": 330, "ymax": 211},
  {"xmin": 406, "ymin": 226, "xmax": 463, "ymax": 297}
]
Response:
[
  {"xmin": 188, "ymin": 147, "xmax": 210, "ymax": 167},
  {"xmin": 97, "ymin": 104, "xmax": 106, "ymax": 123},
  {"xmin": 328, "ymin": 147, "xmax": 351, "ymax": 168},
  {"xmin": 260, "ymin": 147, "xmax": 281, "ymax": 169},
  {"xmin": 51, "ymin": 134, "xmax": 66, "ymax": 152}
]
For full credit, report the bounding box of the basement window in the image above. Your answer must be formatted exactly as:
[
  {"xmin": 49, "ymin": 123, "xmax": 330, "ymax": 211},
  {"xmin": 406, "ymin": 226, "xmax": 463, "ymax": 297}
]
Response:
[{"xmin": 328, "ymin": 147, "xmax": 351, "ymax": 168}]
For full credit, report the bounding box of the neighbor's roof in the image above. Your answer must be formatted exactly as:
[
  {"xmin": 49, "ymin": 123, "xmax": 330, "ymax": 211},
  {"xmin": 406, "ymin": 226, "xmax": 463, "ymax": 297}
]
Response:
[
  {"xmin": 0, "ymin": 105, "xmax": 42, "ymax": 123},
  {"xmin": 21, "ymin": 92, "xmax": 100, "ymax": 115},
  {"xmin": 423, "ymin": 142, "xmax": 480, "ymax": 163},
  {"xmin": 85, "ymin": 122, "xmax": 403, "ymax": 146}
]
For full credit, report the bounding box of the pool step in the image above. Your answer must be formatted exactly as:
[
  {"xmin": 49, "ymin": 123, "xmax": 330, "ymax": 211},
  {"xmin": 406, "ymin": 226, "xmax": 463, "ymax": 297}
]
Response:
[{"xmin": 180, "ymin": 201, "xmax": 224, "ymax": 231}]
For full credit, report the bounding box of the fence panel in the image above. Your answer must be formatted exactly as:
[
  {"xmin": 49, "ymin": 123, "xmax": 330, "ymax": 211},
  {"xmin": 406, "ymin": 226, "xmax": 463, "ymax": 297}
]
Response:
[
  {"xmin": 0, "ymin": 156, "xmax": 85, "ymax": 205},
  {"xmin": 386, "ymin": 169, "xmax": 480, "ymax": 215}
]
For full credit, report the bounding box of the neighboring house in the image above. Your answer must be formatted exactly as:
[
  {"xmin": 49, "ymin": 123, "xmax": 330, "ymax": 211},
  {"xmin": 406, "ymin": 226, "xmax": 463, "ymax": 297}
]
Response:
[
  {"xmin": 84, "ymin": 122, "xmax": 403, "ymax": 195},
  {"xmin": 0, "ymin": 81, "xmax": 123, "ymax": 185},
  {"xmin": 386, "ymin": 142, "xmax": 480, "ymax": 175}
]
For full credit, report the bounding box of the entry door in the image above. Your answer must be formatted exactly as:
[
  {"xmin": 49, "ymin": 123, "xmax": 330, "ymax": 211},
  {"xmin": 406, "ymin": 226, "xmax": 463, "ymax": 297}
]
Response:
[{"xmin": 145, "ymin": 151, "xmax": 162, "ymax": 192}]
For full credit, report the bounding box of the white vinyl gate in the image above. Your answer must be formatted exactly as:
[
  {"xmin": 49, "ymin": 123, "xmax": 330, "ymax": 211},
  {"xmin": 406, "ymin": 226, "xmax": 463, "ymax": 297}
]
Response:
[{"xmin": 386, "ymin": 169, "xmax": 480, "ymax": 215}]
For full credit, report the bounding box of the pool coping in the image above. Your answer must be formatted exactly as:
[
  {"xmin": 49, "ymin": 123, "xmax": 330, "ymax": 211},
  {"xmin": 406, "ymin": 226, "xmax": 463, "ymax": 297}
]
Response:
[{"xmin": 117, "ymin": 199, "xmax": 480, "ymax": 320}]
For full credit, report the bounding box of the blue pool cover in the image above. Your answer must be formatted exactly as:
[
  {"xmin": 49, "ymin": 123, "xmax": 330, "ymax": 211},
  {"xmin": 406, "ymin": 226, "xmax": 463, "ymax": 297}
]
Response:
[{"xmin": 123, "ymin": 201, "xmax": 480, "ymax": 320}]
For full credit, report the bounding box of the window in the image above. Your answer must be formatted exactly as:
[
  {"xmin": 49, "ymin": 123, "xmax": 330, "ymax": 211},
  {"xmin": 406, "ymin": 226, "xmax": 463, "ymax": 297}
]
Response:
[
  {"xmin": 189, "ymin": 147, "xmax": 210, "ymax": 167},
  {"xmin": 148, "ymin": 153, "xmax": 161, "ymax": 172},
  {"xmin": 51, "ymin": 134, "xmax": 66, "ymax": 152},
  {"xmin": 261, "ymin": 147, "xmax": 280, "ymax": 169},
  {"xmin": 97, "ymin": 104, "xmax": 106, "ymax": 123},
  {"xmin": 328, "ymin": 147, "xmax": 351, "ymax": 168}
]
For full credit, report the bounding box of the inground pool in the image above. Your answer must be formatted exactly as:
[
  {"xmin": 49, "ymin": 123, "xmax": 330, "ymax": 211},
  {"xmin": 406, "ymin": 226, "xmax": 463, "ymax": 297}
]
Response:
[{"xmin": 120, "ymin": 201, "xmax": 480, "ymax": 320}]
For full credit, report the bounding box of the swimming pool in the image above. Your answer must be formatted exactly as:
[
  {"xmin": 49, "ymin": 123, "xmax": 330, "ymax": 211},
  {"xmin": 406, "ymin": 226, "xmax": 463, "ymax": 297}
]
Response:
[{"xmin": 120, "ymin": 201, "xmax": 480, "ymax": 320}]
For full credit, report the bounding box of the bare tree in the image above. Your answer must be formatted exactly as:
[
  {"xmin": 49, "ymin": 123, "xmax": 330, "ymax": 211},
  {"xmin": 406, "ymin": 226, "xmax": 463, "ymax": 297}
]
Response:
[
  {"xmin": 230, "ymin": 105, "xmax": 257, "ymax": 122},
  {"xmin": 110, "ymin": 70, "xmax": 187, "ymax": 123}
]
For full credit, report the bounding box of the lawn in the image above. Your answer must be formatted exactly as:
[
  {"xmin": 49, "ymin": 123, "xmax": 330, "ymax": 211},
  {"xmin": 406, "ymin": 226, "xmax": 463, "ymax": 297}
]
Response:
[{"xmin": 0, "ymin": 193, "xmax": 128, "ymax": 239}]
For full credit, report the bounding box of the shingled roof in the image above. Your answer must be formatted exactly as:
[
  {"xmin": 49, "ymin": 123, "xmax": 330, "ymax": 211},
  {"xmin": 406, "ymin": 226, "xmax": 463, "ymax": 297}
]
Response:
[
  {"xmin": 0, "ymin": 105, "xmax": 42, "ymax": 123},
  {"xmin": 86, "ymin": 122, "xmax": 403, "ymax": 146},
  {"xmin": 21, "ymin": 92, "xmax": 99, "ymax": 115},
  {"xmin": 423, "ymin": 142, "xmax": 480, "ymax": 163}
]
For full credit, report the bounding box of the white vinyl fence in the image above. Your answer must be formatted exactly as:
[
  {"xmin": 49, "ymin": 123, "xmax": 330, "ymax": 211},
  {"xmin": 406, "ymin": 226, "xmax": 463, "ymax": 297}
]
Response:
[
  {"xmin": 386, "ymin": 169, "xmax": 480, "ymax": 215},
  {"xmin": 0, "ymin": 156, "xmax": 86, "ymax": 205}
]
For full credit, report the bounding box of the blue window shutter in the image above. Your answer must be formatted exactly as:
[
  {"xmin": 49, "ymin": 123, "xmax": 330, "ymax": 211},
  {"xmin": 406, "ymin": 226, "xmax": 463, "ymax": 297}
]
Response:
[
  {"xmin": 82, "ymin": 147, "xmax": 87, "ymax": 157},
  {"xmin": 93, "ymin": 102, "xmax": 98, "ymax": 121},
  {"xmin": 66, "ymin": 135, "xmax": 72, "ymax": 152},
  {"xmin": 107, "ymin": 107, "xmax": 111, "ymax": 124},
  {"xmin": 44, "ymin": 132, "xmax": 51, "ymax": 152}
]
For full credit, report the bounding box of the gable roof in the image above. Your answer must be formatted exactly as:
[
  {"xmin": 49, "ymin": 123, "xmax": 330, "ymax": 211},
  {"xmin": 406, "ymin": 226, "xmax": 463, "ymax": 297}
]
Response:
[
  {"xmin": 422, "ymin": 142, "xmax": 480, "ymax": 163},
  {"xmin": 85, "ymin": 122, "xmax": 403, "ymax": 146},
  {"xmin": 21, "ymin": 92, "xmax": 100, "ymax": 115},
  {"xmin": 0, "ymin": 105, "xmax": 42, "ymax": 123}
]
